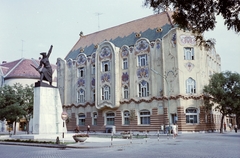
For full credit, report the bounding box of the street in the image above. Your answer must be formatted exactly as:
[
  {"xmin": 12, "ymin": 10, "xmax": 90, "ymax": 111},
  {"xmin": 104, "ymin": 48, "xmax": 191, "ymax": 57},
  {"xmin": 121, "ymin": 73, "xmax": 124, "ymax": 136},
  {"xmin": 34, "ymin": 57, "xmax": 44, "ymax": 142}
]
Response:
[{"xmin": 0, "ymin": 132, "xmax": 239, "ymax": 158}]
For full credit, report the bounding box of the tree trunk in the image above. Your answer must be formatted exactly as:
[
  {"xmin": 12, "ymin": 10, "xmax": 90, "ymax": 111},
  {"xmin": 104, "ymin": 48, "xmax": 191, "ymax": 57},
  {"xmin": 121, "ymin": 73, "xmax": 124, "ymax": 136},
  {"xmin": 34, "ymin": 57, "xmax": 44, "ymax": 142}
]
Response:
[
  {"xmin": 220, "ymin": 114, "xmax": 225, "ymax": 133},
  {"xmin": 26, "ymin": 121, "xmax": 29, "ymax": 134},
  {"xmin": 14, "ymin": 121, "xmax": 17, "ymax": 135}
]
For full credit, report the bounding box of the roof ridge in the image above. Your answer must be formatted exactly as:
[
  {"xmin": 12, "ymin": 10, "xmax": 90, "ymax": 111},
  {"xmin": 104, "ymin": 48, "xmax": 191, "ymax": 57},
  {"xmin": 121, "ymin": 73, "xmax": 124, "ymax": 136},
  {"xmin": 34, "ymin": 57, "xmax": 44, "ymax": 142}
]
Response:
[
  {"xmin": 65, "ymin": 11, "xmax": 172, "ymax": 58},
  {"xmin": 4, "ymin": 58, "xmax": 25, "ymax": 77}
]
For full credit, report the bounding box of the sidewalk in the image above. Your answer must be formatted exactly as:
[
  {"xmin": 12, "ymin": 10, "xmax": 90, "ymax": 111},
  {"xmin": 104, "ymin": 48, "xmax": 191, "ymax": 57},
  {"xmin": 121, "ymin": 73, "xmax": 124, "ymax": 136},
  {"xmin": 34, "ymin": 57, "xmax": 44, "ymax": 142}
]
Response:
[
  {"xmin": 0, "ymin": 132, "xmax": 148, "ymax": 149},
  {"xmin": 0, "ymin": 131, "xmax": 239, "ymax": 149}
]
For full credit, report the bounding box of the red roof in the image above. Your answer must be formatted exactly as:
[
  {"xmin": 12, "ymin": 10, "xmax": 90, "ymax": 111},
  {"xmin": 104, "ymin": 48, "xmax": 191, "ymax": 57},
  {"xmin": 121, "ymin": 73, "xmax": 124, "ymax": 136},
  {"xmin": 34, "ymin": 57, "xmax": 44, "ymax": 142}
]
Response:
[{"xmin": 0, "ymin": 58, "xmax": 56, "ymax": 79}]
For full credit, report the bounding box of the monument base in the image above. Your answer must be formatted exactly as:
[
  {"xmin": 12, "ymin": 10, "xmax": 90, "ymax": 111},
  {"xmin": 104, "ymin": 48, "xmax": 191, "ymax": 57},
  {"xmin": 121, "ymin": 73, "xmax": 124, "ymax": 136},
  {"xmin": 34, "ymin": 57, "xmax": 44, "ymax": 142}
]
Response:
[{"xmin": 32, "ymin": 86, "xmax": 67, "ymax": 134}]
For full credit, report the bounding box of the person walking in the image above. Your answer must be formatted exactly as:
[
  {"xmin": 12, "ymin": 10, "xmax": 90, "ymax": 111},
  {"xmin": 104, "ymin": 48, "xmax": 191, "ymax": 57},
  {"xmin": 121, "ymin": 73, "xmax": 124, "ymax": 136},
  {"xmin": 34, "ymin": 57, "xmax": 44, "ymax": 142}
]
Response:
[
  {"xmin": 234, "ymin": 124, "xmax": 237, "ymax": 133},
  {"xmin": 87, "ymin": 125, "xmax": 90, "ymax": 133},
  {"xmin": 172, "ymin": 123, "xmax": 177, "ymax": 139},
  {"xmin": 224, "ymin": 122, "xmax": 226, "ymax": 132}
]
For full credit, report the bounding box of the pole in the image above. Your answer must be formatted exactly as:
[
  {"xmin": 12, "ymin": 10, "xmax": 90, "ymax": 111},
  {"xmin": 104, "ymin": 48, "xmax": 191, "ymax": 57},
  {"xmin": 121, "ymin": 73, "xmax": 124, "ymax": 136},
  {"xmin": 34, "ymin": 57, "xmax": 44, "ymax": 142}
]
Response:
[{"xmin": 62, "ymin": 121, "xmax": 64, "ymax": 144}]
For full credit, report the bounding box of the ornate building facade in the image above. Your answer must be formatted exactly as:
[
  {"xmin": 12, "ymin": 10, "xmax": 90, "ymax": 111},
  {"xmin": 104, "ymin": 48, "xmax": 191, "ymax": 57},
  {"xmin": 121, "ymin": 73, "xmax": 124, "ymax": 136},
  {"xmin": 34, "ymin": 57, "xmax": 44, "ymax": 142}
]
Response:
[{"xmin": 57, "ymin": 12, "xmax": 222, "ymax": 133}]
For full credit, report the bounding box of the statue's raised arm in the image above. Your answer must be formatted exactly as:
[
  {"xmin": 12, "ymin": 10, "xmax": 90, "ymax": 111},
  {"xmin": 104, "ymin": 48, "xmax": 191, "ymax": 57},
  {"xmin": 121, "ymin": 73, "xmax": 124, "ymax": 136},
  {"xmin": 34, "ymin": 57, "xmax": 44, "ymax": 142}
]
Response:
[{"xmin": 47, "ymin": 45, "xmax": 53, "ymax": 58}]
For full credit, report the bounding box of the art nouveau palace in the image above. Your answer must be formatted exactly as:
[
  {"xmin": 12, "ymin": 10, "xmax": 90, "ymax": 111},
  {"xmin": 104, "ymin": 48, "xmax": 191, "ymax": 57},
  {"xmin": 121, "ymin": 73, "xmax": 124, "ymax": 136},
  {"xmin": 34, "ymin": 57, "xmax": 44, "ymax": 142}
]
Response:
[{"xmin": 57, "ymin": 11, "xmax": 222, "ymax": 134}]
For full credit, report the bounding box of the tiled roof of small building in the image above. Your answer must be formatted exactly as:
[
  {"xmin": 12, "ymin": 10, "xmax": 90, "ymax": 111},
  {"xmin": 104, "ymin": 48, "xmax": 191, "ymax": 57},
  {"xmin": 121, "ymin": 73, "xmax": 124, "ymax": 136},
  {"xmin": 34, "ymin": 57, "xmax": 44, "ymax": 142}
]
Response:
[
  {"xmin": 65, "ymin": 11, "xmax": 174, "ymax": 60},
  {"xmin": 0, "ymin": 58, "xmax": 56, "ymax": 79}
]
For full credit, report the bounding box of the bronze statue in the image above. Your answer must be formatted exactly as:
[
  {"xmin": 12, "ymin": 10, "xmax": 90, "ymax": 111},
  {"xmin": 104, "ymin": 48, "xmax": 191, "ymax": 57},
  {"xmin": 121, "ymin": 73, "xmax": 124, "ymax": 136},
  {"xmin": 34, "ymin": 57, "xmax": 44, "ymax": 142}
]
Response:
[{"xmin": 31, "ymin": 45, "xmax": 53, "ymax": 86}]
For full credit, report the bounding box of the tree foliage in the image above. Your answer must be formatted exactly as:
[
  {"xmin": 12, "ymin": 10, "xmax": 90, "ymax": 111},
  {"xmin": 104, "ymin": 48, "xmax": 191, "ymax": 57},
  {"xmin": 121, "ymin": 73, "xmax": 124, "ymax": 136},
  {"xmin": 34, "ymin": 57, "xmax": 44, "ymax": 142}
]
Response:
[
  {"xmin": 0, "ymin": 83, "xmax": 34, "ymax": 134},
  {"xmin": 203, "ymin": 71, "xmax": 240, "ymax": 132},
  {"xmin": 143, "ymin": 0, "xmax": 240, "ymax": 35}
]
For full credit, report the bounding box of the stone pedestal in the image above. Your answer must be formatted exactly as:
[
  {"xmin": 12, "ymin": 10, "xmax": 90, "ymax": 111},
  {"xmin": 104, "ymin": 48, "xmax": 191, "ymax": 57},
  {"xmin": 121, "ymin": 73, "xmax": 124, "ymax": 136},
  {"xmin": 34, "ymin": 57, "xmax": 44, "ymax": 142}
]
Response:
[{"xmin": 32, "ymin": 86, "xmax": 67, "ymax": 134}]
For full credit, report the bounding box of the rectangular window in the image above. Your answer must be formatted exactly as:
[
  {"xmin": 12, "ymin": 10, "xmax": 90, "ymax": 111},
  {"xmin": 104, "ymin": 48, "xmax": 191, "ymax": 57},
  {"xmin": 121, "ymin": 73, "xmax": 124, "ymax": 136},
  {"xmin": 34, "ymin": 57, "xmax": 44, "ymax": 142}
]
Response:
[
  {"xmin": 124, "ymin": 111, "xmax": 130, "ymax": 125},
  {"xmin": 106, "ymin": 118, "xmax": 115, "ymax": 125},
  {"xmin": 123, "ymin": 58, "xmax": 128, "ymax": 69},
  {"xmin": 186, "ymin": 115, "xmax": 197, "ymax": 123},
  {"xmin": 123, "ymin": 86, "xmax": 128, "ymax": 99},
  {"xmin": 93, "ymin": 113, "xmax": 97, "ymax": 125},
  {"xmin": 138, "ymin": 54, "xmax": 148, "ymax": 66},
  {"xmin": 92, "ymin": 65, "xmax": 95, "ymax": 74},
  {"xmin": 184, "ymin": 47, "xmax": 194, "ymax": 60}
]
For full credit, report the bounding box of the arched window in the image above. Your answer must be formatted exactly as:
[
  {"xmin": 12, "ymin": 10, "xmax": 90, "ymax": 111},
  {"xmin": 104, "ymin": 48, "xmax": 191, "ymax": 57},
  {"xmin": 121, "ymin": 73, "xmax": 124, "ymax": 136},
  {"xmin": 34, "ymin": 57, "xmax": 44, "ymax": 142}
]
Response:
[
  {"xmin": 186, "ymin": 78, "xmax": 196, "ymax": 93},
  {"xmin": 93, "ymin": 112, "xmax": 97, "ymax": 125},
  {"xmin": 123, "ymin": 86, "xmax": 129, "ymax": 99},
  {"xmin": 78, "ymin": 113, "xmax": 85, "ymax": 126},
  {"xmin": 140, "ymin": 110, "xmax": 150, "ymax": 125},
  {"xmin": 77, "ymin": 89, "xmax": 85, "ymax": 103},
  {"xmin": 186, "ymin": 107, "xmax": 198, "ymax": 124},
  {"xmin": 102, "ymin": 85, "xmax": 110, "ymax": 100},
  {"xmin": 77, "ymin": 67, "xmax": 84, "ymax": 77},
  {"xmin": 102, "ymin": 61, "xmax": 110, "ymax": 72},
  {"xmin": 123, "ymin": 110, "xmax": 130, "ymax": 125},
  {"xmin": 106, "ymin": 111, "xmax": 115, "ymax": 125},
  {"xmin": 139, "ymin": 80, "xmax": 149, "ymax": 97}
]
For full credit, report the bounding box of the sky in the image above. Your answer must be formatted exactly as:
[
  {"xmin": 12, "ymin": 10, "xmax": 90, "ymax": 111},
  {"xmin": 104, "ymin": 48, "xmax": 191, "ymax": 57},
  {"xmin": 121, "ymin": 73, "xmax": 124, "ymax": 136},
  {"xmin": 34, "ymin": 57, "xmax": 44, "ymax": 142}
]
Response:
[{"xmin": 0, "ymin": 0, "xmax": 239, "ymax": 74}]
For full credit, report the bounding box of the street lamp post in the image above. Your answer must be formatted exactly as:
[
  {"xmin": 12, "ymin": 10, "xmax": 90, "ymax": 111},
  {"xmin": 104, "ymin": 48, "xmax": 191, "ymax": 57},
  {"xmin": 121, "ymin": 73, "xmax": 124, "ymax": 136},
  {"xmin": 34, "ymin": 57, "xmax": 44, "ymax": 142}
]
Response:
[
  {"xmin": 61, "ymin": 111, "xmax": 68, "ymax": 144},
  {"xmin": 151, "ymin": 68, "xmax": 171, "ymax": 137}
]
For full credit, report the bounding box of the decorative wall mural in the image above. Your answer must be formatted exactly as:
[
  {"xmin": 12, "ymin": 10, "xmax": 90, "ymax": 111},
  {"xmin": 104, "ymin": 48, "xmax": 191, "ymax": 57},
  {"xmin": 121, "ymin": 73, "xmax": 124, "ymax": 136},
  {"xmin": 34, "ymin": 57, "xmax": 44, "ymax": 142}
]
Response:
[
  {"xmin": 76, "ymin": 54, "xmax": 87, "ymax": 66},
  {"xmin": 121, "ymin": 46, "xmax": 129, "ymax": 57},
  {"xmin": 135, "ymin": 39, "xmax": 149, "ymax": 54},
  {"xmin": 179, "ymin": 35, "xmax": 196, "ymax": 46},
  {"xmin": 185, "ymin": 62, "xmax": 194, "ymax": 71},
  {"xmin": 101, "ymin": 73, "xmax": 110, "ymax": 83},
  {"xmin": 122, "ymin": 72, "xmax": 129, "ymax": 84},
  {"xmin": 99, "ymin": 46, "xmax": 112, "ymax": 60},
  {"xmin": 77, "ymin": 78, "xmax": 85, "ymax": 87},
  {"xmin": 137, "ymin": 67, "xmax": 149, "ymax": 78},
  {"xmin": 171, "ymin": 33, "xmax": 176, "ymax": 47}
]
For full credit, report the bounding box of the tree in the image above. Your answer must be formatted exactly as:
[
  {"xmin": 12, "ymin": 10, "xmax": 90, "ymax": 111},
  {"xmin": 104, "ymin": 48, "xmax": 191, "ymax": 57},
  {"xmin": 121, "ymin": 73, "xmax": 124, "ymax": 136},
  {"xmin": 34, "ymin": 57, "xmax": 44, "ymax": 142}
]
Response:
[
  {"xmin": 143, "ymin": 0, "xmax": 240, "ymax": 35},
  {"xmin": 203, "ymin": 71, "xmax": 240, "ymax": 133},
  {"xmin": 0, "ymin": 83, "xmax": 34, "ymax": 134}
]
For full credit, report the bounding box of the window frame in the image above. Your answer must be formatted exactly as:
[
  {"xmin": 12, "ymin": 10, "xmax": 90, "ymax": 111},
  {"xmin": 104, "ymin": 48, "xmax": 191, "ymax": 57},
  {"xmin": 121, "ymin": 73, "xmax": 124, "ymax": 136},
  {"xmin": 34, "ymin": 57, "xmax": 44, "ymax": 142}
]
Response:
[
  {"xmin": 78, "ymin": 113, "xmax": 85, "ymax": 126},
  {"xmin": 102, "ymin": 61, "xmax": 110, "ymax": 72},
  {"xmin": 106, "ymin": 111, "xmax": 115, "ymax": 125},
  {"xmin": 139, "ymin": 80, "xmax": 149, "ymax": 97},
  {"xmin": 77, "ymin": 67, "xmax": 84, "ymax": 78},
  {"xmin": 93, "ymin": 112, "xmax": 97, "ymax": 126},
  {"xmin": 123, "ymin": 58, "xmax": 128, "ymax": 69},
  {"xmin": 123, "ymin": 110, "xmax": 130, "ymax": 125},
  {"xmin": 102, "ymin": 85, "xmax": 110, "ymax": 100},
  {"xmin": 184, "ymin": 47, "xmax": 194, "ymax": 60},
  {"xmin": 77, "ymin": 88, "xmax": 85, "ymax": 103},
  {"xmin": 123, "ymin": 86, "xmax": 129, "ymax": 99},
  {"xmin": 139, "ymin": 110, "xmax": 150, "ymax": 125},
  {"xmin": 186, "ymin": 77, "xmax": 196, "ymax": 94},
  {"xmin": 138, "ymin": 54, "xmax": 148, "ymax": 66},
  {"xmin": 186, "ymin": 107, "xmax": 198, "ymax": 124},
  {"xmin": 92, "ymin": 64, "xmax": 95, "ymax": 75}
]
